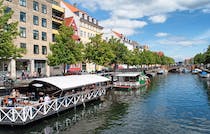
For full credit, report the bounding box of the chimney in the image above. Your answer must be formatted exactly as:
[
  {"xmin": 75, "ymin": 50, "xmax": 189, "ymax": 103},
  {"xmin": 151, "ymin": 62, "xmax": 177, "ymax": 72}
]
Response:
[{"xmin": 73, "ymin": 3, "xmax": 77, "ymax": 7}]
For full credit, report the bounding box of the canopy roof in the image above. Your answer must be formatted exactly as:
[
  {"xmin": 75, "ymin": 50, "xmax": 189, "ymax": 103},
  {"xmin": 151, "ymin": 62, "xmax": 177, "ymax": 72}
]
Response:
[
  {"xmin": 115, "ymin": 73, "xmax": 141, "ymax": 77},
  {"xmin": 30, "ymin": 75, "xmax": 110, "ymax": 91}
]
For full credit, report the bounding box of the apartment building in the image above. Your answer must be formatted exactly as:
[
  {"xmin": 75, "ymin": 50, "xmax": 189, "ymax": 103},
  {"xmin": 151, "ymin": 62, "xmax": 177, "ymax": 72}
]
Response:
[
  {"xmin": 2, "ymin": 0, "xmax": 64, "ymax": 78},
  {"xmin": 61, "ymin": 1, "xmax": 103, "ymax": 44},
  {"xmin": 61, "ymin": 1, "xmax": 104, "ymax": 72},
  {"xmin": 103, "ymin": 30, "xmax": 139, "ymax": 51}
]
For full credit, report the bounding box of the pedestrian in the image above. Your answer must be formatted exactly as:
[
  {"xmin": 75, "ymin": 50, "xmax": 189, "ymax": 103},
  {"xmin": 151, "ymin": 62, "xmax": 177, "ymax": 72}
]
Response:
[{"xmin": 21, "ymin": 70, "xmax": 25, "ymax": 80}]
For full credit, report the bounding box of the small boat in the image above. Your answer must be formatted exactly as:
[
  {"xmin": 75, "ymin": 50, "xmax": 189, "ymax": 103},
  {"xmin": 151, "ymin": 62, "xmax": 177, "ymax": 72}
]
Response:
[
  {"xmin": 0, "ymin": 75, "xmax": 111, "ymax": 125},
  {"xmin": 182, "ymin": 68, "xmax": 190, "ymax": 73},
  {"xmin": 191, "ymin": 68, "xmax": 202, "ymax": 74},
  {"xmin": 113, "ymin": 72, "xmax": 149, "ymax": 89},
  {"xmin": 157, "ymin": 69, "xmax": 167, "ymax": 75},
  {"xmin": 199, "ymin": 71, "xmax": 209, "ymax": 78}
]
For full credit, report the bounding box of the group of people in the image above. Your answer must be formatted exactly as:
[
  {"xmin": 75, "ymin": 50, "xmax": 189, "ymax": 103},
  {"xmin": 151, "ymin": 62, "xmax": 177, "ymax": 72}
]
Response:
[
  {"xmin": 10, "ymin": 89, "xmax": 20, "ymax": 98},
  {"xmin": 38, "ymin": 92, "xmax": 51, "ymax": 104},
  {"xmin": 21, "ymin": 71, "xmax": 39, "ymax": 80},
  {"xmin": 1, "ymin": 89, "xmax": 21, "ymax": 107}
]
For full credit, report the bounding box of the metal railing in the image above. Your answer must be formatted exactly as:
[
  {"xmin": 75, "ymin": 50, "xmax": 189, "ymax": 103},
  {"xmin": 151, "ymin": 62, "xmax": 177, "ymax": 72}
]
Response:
[{"xmin": 0, "ymin": 87, "xmax": 107, "ymax": 124}]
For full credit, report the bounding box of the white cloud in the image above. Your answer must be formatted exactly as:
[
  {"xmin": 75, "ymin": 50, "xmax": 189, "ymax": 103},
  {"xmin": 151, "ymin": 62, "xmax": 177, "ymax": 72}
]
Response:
[
  {"xmin": 155, "ymin": 32, "xmax": 169, "ymax": 37},
  {"xmin": 68, "ymin": 0, "xmax": 210, "ymax": 36},
  {"xmin": 196, "ymin": 29, "xmax": 210, "ymax": 40},
  {"xmin": 69, "ymin": 0, "xmax": 210, "ymax": 17},
  {"xmin": 157, "ymin": 37, "xmax": 207, "ymax": 47},
  {"xmin": 100, "ymin": 18, "xmax": 147, "ymax": 36},
  {"xmin": 202, "ymin": 9, "xmax": 210, "ymax": 13},
  {"xmin": 149, "ymin": 15, "xmax": 167, "ymax": 23}
]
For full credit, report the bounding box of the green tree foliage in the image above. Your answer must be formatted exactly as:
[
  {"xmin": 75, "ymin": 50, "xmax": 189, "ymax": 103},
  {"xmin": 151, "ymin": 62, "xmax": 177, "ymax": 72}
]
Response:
[
  {"xmin": 108, "ymin": 37, "xmax": 129, "ymax": 71},
  {"xmin": 85, "ymin": 34, "xmax": 114, "ymax": 67},
  {"xmin": 194, "ymin": 53, "xmax": 205, "ymax": 64},
  {"xmin": 47, "ymin": 24, "xmax": 84, "ymax": 73},
  {"xmin": 204, "ymin": 45, "xmax": 210, "ymax": 64},
  {"xmin": 0, "ymin": 0, "xmax": 23, "ymax": 59}
]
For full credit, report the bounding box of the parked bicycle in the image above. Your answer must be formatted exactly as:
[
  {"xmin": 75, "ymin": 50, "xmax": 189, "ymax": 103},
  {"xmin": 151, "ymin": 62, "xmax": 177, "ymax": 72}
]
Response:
[{"xmin": 1, "ymin": 74, "xmax": 14, "ymax": 88}]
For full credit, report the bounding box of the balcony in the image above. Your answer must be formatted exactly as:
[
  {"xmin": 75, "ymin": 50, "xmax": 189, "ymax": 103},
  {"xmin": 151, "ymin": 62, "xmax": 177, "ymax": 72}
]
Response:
[
  {"xmin": 52, "ymin": 14, "xmax": 64, "ymax": 21},
  {"xmin": 52, "ymin": 4, "xmax": 64, "ymax": 13}
]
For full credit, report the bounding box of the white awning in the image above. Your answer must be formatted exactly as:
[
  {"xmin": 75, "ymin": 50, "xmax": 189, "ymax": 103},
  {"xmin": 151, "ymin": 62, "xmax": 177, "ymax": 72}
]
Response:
[
  {"xmin": 30, "ymin": 75, "xmax": 110, "ymax": 91},
  {"xmin": 115, "ymin": 73, "xmax": 141, "ymax": 77}
]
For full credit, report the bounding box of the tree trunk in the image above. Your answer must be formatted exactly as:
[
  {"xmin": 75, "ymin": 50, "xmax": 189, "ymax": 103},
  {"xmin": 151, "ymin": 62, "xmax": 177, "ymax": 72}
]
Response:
[
  {"xmin": 114, "ymin": 63, "xmax": 117, "ymax": 72},
  {"xmin": 95, "ymin": 64, "xmax": 97, "ymax": 73},
  {"xmin": 63, "ymin": 63, "xmax": 66, "ymax": 75}
]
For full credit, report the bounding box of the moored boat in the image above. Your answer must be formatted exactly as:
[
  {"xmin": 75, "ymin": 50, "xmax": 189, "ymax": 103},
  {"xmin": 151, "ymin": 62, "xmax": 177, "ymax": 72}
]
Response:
[
  {"xmin": 0, "ymin": 75, "xmax": 110, "ymax": 125},
  {"xmin": 199, "ymin": 71, "xmax": 210, "ymax": 78},
  {"xmin": 157, "ymin": 69, "xmax": 167, "ymax": 75},
  {"xmin": 191, "ymin": 68, "xmax": 202, "ymax": 74},
  {"xmin": 113, "ymin": 72, "xmax": 149, "ymax": 89}
]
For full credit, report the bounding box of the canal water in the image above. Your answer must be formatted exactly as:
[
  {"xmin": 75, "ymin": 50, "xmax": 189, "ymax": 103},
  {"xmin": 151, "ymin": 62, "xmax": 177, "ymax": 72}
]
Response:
[{"xmin": 1, "ymin": 73, "xmax": 210, "ymax": 134}]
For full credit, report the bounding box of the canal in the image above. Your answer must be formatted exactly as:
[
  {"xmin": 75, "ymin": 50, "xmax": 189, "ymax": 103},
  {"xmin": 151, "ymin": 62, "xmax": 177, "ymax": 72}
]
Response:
[{"xmin": 1, "ymin": 73, "xmax": 210, "ymax": 134}]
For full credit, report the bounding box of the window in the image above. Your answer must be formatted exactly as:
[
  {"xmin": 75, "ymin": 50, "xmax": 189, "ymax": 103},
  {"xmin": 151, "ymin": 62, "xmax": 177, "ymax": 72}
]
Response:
[
  {"xmin": 33, "ymin": 15, "xmax": 39, "ymax": 25},
  {"xmin": 20, "ymin": 43, "xmax": 26, "ymax": 49},
  {"xmin": 52, "ymin": 34, "xmax": 56, "ymax": 42},
  {"xmin": 20, "ymin": 12, "xmax": 26, "ymax": 22},
  {"xmin": 33, "ymin": 1, "xmax": 39, "ymax": 11},
  {"xmin": 41, "ymin": 18, "xmax": 47, "ymax": 27},
  {"xmin": 5, "ymin": 7, "xmax": 11, "ymax": 13},
  {"xmin": 20, "ymin": 27, "xmax": 26, "ymax": 38},
  {"xmin": 19, "ymin": 0, "xmax": 26, "ymax": 7},
  {"xmin": 33, "ymin": 45, "xmax": 39, "ymax": 54},
  {"xmin": 42, "ymin": 32, "xmax": 47, "ymax": 41},
  {"xmin": 20, "ymin": 43, "xmax": 26, "ymax": 54},
  {"xmin": 42, "ymin": 46, "xmax": 47, "ymax": 55},
  {"xmin": 84, "ymin": 31, "xmax": 86, "ymax": 37},
  {"xmin": 80, "ymin": 30, "xmax": 83, "ymax": 37},
  {"xmin": 42, "ymin": 4, "xmax": 47, "ymax": 14},
  {"xmin": 33, "ymin": 30, "xmax": 39, "ymax": 40}
]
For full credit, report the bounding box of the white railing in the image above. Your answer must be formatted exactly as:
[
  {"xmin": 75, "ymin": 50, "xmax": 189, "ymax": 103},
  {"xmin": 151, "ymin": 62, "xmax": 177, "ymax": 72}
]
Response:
[
  {"xmin": 0, "ymin": 87, "xmax": 106, "ymax": 124},
  {"xmin": 114, "ymin": 82, "xmax": 139, "ymax": 87}
]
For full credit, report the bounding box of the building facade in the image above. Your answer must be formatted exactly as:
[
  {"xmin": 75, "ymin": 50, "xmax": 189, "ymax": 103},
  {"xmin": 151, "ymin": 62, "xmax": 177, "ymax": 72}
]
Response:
[
  {"xmin": 2, "ymin": 0, "xmax": 64, "ymax": 78},
  {"xmin": 61, "ymin": 1, "xmax": 104, "ymax": 72},
  {"xmin": 103, "ymin": 30, "xmax": 145, "ymax": 51}
]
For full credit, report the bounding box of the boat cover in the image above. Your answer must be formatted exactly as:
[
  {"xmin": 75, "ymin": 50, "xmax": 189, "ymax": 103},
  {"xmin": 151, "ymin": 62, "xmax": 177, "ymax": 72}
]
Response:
[
  {"xmin": 30, "ymin": 75, "xmax": 110, "ymax": 91},
  {"xmin": 115, "ymin": 73, "xmax": 141, "ymax": 77}
]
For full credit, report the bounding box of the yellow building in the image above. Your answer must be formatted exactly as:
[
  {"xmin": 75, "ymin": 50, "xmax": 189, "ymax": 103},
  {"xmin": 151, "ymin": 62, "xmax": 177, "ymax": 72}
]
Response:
[{"xmin": 2, "ymin": 0, "xmax": 64, "ymax": 78}]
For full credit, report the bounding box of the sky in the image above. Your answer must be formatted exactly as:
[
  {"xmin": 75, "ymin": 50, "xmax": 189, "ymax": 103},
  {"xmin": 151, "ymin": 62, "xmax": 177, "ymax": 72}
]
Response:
[{"xmin": 65, "ymin": 0, "xmax": 210, "ymax": 62}]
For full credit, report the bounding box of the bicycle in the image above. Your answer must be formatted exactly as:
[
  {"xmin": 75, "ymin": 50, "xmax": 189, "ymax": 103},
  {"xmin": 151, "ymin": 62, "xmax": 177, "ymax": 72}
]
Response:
[{"xmin": 2, "ymin": 75, "xmax": 14, "ymax": 88}]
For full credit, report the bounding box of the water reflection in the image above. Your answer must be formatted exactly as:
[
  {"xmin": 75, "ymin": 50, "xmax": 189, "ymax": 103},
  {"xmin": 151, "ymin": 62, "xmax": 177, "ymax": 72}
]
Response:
[
  {"xmin": 29, "ymin": 104, "xmax": 104, "ymax": 134},
  {"xmin": 27, "ymin": 87, "xmax": 149, "ymax": 134}
]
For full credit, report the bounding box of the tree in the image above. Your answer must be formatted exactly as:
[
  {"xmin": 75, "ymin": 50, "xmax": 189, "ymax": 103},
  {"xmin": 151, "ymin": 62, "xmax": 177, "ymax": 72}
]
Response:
[
  {"xmin": 204, "ymin": 45, "xmax": 210, "ymax": 64},
  {"xmin": 108, "ymin": 37, "xmax": 129, "ymax": 71},
  {"xmin": 194, "ymin": 53, "xmax": 205, "ymax": 64},
  {"xmin": 0, "ymin": 0, "xmax": 23, "ymax": 60},
  {"xmin": 47, "ymin": 24, "xmax": 84, "ymax": 74},
  {"xmin": 85, "ymin": 34, "xmax": 114, "ymax": 69}
]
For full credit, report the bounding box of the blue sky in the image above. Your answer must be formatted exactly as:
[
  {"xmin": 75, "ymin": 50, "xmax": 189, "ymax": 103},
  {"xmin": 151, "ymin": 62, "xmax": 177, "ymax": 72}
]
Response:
[{"xmin": 65, "ymin": 0, "xmax": 210, "ymax": 61}]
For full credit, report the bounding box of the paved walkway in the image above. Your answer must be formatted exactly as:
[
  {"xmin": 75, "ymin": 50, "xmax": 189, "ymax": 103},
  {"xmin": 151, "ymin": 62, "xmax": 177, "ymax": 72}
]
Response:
[{"xmin": 0, "ymin": 78, "xmax": 33, "ymax": 89}]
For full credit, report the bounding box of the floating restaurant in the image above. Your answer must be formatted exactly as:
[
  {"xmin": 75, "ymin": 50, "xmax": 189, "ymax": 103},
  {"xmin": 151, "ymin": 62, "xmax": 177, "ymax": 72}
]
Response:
[{"xmin": 0, "ymin": 75, "xmax": 111, "ymax": 125}]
